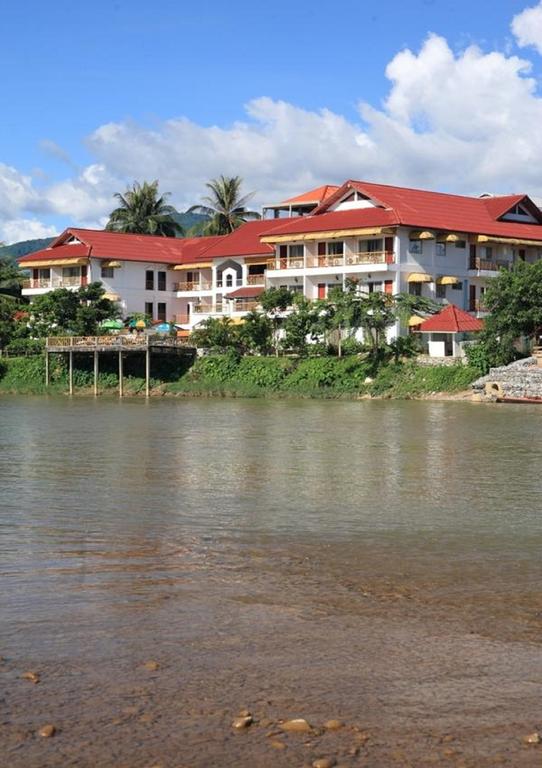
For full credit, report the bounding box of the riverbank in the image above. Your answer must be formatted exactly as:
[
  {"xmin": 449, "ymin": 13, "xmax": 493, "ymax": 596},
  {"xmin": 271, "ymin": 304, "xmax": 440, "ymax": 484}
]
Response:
[{"xmin": 0, "ymin": 353, "xmax": 480, "ymax": 400}]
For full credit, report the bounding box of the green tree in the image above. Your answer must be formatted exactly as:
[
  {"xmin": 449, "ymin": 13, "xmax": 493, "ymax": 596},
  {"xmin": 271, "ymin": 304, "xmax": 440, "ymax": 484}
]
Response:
[
  {"xmin": 281, "ymin": 297, "xmax": 320, "ymax": 356},
  {"xmin": 238, "ymin": 310, "xmax": 272, "ymax": 355},
  {"xmin": 188, "ymin": 175, "xmax": 260, "ymax": 235},
  {"xmin": 190, "ymin": 317, "xmax": 240, "ymax": 350},
  {"xmin": 106, "ymin": 180, "xmax": 184, "ymax": 237},
  {"xmin": 28, "ymin": 282, "xmax": 120, "ymax": 337},
  {"xmin": 259, "ymin": 287, "xmax": 294, "ymax": 356},
  {"xmin": 0, "ymin": 258, "xmax": 25, "ymax": 299},
  {"xmin": 483, "ymin": 261, "xmax": 542, "ymax": 348}
]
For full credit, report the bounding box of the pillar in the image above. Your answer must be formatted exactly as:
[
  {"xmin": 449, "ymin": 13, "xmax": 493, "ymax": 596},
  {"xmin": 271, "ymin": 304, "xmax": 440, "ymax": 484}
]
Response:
[
  {"xmin": 94, "ymin": 350, "xmax": 99, "ymax": 396},
  {"xmin": 118, "ymin": 350, "xmax": 124, "ymax": 397},
  {"xmin": 145, "ymin": 347, "xmax": 150, "ymax": 398},
  {"xmin": 68, "ymin": 350, "xmax": 73, "ymax": 395},
  {"xmin": 45, "ymin": 350, "xmax": 49, "ymax": 387}
]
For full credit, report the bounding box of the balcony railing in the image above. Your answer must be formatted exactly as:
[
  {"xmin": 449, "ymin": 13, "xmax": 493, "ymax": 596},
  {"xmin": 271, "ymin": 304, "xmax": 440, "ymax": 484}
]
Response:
[
  {"xmin": 193, "ymin": 302, "xmax": 224, "ymax": 314},
  {"xmin": 23, "ymin": 276, "xmax": 84, "ymax": 289},
  {"xmin": 246, "ymin": 273, "xmax": 266, "ymax": 285},
  {"xmin": 267, "ymin": 258, "xmax": 305, "ymax": 270},
  {"xmin": 268, "ymin": 251, "xmax": 395, "ymax": 270},
  {"xmin": 216, "ymin": 278, "xmax": 243, "ymax": 288},
  {"xmin": 469, "ymin": 257, "xmax": 509, "ymax": 271},
  {"xmin": 232, "ymin": 300, "xmax": 259, "ymax": 312},
  {"xmin": 346, "ymin": 251, "xmax": 394, "ymax": 265},
  {"xmin": 173, "ymin": 280, "xmax": 212, "ymax": 291},
  {"xmin": 469, "ymin": 300, "xmax": 487, "ymax": 313}
]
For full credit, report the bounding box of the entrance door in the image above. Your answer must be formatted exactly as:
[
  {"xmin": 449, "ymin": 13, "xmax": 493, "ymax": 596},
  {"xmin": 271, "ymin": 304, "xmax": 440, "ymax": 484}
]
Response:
[
  {"xmin": 318, "ymin": 283, "xmax": 326, "ymax": 300},
  {"xmin": 469, "ymin": 284, "xmax": 476, "ymax": 312}
]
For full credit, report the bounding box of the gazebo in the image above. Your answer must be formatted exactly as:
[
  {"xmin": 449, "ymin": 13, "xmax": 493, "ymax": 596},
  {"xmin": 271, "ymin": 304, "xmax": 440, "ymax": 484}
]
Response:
[{"xmin": 417, "ymin": 304, "xmax": 484, "ymax": 358}]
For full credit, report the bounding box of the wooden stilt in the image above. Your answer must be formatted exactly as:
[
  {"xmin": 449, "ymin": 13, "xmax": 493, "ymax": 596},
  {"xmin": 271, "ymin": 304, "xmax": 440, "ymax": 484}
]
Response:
[
  {"xmin": 45, "ymin": 350, "xmax": 49, "ymax": 387},
  {"xmin": 118, "ymin": 350, "xmax": 123, "ymax": 397},
  {"xmin": 145, "ymin": 347, "xmax": 150, "ymax": 398},
  {"xmin": 94, "ymin": 350, "xmax": 99, "ymax": 396},
  {"xmin": 68, "ymin": 350, "xmax": 73, "ymax": 395}
]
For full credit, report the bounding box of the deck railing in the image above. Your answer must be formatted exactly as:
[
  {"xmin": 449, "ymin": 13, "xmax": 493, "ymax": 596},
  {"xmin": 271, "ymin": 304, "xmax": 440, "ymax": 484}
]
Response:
[
  {"xmin": 23, "ymin": 276, "xmax": 84, "ymax": 290},
  {"xmin": 246, "ymin": 274, "xmax": 266, "ymax": 284},
  {"xmin": 46, "ymin": 335, "xmax": 191, "ymax": 349},
  {"xmin": 268, "ymin": 252, "xmax": 395, "ymax": 270},
  {"xmin": 469, "ymin": 257, "xmax": 510, "ymax": 272},
  {"xmin": 173, "ymin": 280, "xmax": 213, "ymax": 291}
]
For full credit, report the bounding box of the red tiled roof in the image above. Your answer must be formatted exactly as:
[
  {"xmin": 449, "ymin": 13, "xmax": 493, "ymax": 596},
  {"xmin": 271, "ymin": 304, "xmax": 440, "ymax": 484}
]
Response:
[
  {"xmin": 18, "ymin": 229, "xmax": 224, "ymax": 266},
  {"xmin": 278, "ymin": 184, "xmax": 341, "ymax": 206},
  {"xmin": 260, "ymin": 207, "xmax": 399, "ymax": 237},
  {"xmin": 303, "ymin": 180, "xmax": 542, "ymax": 241},
  {"xmin": 202, "ymin": 219, "xmax": 304, "ymax": 258},
  {"xmin": 418, "ymin": 304, "xmax": 484, "ymax": 333},
  {"xmin": 225, "ymin": 286, "xmax": 265, "ymax": 299}
]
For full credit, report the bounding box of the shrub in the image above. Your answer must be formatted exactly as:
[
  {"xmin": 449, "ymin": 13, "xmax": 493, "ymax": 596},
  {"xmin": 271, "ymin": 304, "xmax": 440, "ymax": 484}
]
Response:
[
  {"xmin": 236, "ymin": 357, "xmax": 290, "ymax": 389},
  {"xmin": 5, "ymin": 338, "xmax": 45, "ymax": 356}
]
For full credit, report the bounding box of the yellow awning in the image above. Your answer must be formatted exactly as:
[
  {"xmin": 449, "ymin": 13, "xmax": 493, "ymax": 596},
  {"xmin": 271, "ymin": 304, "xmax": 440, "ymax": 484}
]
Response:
[
  {"xmin": 409, "ymin": 231, "xmax": 435, "ymax": 240},
  {"xmin": 477, "ymin": 234, "xmax": 542, "ymax": 247},
  {"xmin": 172, "ymin": 262, "xmax": 213, "ymax": 271},
  {"xmin": 408, "ymin": 315, "xmax": 425, "ymax": 327},
  {"xmin": 102, "ymin": 260, "xmax": 122, "ymax": 268},
  {"xmin": 229, "ymin": 317, "xmax": 246, "ymax": 325},
  {"xmin": 261, "ymin": 226, "xmax": 395, "ymax": 244},
  {"xmin": 408, "ymin": 273, "xmax": 432, "ymax": 283},
  {"xmin": 436, "ymin": 275, "xmax": 461, "ymax": 285},
  {"xmin": 103, "ymin": 292, "xmax": 120, "ymax": 301},
  {"xmin": 22, "ymin": 257, "xmax": 88, "ymax": 268},
  {"xmin": 243, "ymin": 259, "xmax": 268, "ymax": 266},
  {"xmin": 437, "ymin": 233, "xmax": 462, "ymax": 243}
]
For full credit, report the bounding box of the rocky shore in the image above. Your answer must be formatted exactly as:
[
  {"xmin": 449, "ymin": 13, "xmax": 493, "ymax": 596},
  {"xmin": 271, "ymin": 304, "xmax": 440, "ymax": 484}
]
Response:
[{"xmin": 472, "ymin": 357, "xmax": 542, "ymax": 400}]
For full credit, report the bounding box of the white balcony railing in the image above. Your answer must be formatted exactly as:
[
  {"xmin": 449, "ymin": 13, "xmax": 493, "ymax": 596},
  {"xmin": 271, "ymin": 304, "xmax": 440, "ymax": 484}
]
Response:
[{"xmin": 23, "ymin": 276, "xmax": 84, "ymax": 289}]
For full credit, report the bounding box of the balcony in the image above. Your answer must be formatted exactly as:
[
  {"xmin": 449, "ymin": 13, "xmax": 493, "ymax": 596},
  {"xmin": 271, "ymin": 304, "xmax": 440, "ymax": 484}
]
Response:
[
  {"xmin": 346, "ymin": 251, "xmax": 394, "ymax": 265},
  {"xmin": 469, "ymin": 300, "xmax": 488, "ymax": 313},
  {"xmin": 469, "ymin": 257, "xmax": 509, "ymax": 272},
  {"xmin": 23, "ymin": 276, "xmax": 84, "ymax": 290},
  {"xmin": 193, "ymin": 302, "xmax": 224, "ymax": 314},
  {"xmin": 246, "ymin": 273, "xmax": 266, "ymax": 285},
  {"xmin": 173, "ymin": 280, "xmax": 213, "ymax": 292},
  {"xmin": 267, "ymin": 258, "xmax": 304, "ymax": 270},
  {"xmin": 216, "ymin": 278, "xmax": 242, "ymax": 288},
  {"xmin": 232, "ymin": 300, "xmax": 259, "ymax": 313}
]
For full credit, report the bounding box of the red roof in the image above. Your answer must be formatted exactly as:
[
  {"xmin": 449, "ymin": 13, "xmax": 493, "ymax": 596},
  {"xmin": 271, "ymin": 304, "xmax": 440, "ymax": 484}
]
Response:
[
  {"xmin": 418, "ymin": 304, "xmax": 484, "ymax": 333},
  {"xmin": 225, "ymin": 286, "xmax": 265, "ymax": 299},
  {"xmin": 202, "ymin": 219, "xmax": 303, "ymax": 258},
  {"xmin": 278, "ymin": 184, "xmax": 341, "ymax": 206},
  {"xmin": 285, "ymin": 179, "xmax": 542, "ymax": 241},
  {"xmin": 261, "ymin": 207, "xmax": 399, "ymax": 237},
  {"xmin": 18, "ymin": 228, "xmax": 224, "ymax": 266}
]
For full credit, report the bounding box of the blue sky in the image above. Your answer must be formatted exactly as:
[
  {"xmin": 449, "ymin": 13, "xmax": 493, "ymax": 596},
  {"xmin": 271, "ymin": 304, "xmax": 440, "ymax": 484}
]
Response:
[{"xmin": 1, "ymin": 0, "xmax": 542, "ymax": 242}]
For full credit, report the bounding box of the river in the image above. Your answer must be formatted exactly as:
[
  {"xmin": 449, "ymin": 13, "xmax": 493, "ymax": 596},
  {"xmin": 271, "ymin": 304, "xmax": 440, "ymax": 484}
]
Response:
[{"xmin": 2, "ymin": 396, "xmax": 542, "ymax": 767}]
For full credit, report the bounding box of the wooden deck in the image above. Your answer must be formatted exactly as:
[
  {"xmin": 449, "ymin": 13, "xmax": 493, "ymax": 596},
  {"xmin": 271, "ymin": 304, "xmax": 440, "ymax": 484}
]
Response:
[{"xmin": 46, "ymin": 334, "xmax": 194, "ymax": 353}]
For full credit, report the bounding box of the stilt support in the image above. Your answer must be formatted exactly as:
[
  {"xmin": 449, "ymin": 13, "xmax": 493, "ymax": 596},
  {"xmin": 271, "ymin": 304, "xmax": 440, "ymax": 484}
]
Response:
[
  {"xmin": 118, "ymin": 350, "xmax": 124, "ymax": 397},
  {"xmin": 94, "ymin": 350, "xmax": 99, "ymax": 396},
  {"xmin": 145, "ymin": 347, "xmax": 150, "ymax": 398},
  {"xmin": 68, "ymin": 350, "xmax": 73, "ymax": 395},
  {"xmin": 45, "ymin": 351, "xmax": 49, "ymax": 387}
]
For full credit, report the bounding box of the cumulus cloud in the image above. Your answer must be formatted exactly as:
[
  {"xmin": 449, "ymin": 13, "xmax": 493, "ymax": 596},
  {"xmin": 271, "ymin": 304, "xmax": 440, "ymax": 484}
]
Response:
[
  {"xmin": 512, "ymin": 2, "xmax": 542, "ymax": 55},
  {"xmin": 0, "ymin": 218, "xmax": 57, "ymax": 245},
  {"xmin": 6, "ymin": 9, "xmax": 542, "ymax": 240}
]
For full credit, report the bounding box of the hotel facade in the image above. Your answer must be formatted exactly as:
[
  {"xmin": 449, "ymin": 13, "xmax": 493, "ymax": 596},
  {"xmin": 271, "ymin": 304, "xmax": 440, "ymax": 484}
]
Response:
[{"xmin": 19, "ymin": 179, "xmax": 542, "ymax": 345}]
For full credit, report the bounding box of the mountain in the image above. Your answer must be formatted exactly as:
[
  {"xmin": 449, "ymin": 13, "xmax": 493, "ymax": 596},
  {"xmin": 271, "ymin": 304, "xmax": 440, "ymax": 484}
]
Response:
[{"xmin": 0, "ymin": 237, "xmax": 55, "ymax": 264}]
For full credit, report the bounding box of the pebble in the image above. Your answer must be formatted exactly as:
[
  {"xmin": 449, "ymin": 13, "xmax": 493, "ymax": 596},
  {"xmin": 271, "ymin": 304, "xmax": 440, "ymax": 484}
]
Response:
[
  {"xmin": 238, "ymin": 708, "xmax": 251, "ymax": 717},
  {"xmin": 142, "ymin": 660, "xmax": 159, "ymax": 672},
  {"xmin": 280, "ymin": 718, "xmax": 312, "ymax": 733},
  {"xmin": 324, "ymin": 719, "xmax": 344, "ymax": 731},
  {"xmin": 312, "ymin": 759, "xmax": 336, "ymax": 768},
  {"xmin": 260, "ymin": 718, "xmax": 273, "ymax": 728},
  {"xmin": 232, "ymin": 716, "xmax": 253, "ymax": 730},
  {"xmin": 22, "ymin": 671, "xmax": 40, "ymax": 684},
  {"xmin": 523, "ymin": 732, "xmax": 541, "ymax": 744},
  {"xmin": 270, "ymin": 740, "xmax": 286, "ymax": 750},
  {"xmin": 38, "ymin": 724, "xmax": 56, "ymax": 738}
]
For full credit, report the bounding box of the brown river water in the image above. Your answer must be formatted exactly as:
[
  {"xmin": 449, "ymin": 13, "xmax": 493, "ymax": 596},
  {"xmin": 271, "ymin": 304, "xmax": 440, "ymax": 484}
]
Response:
[{"xmin": 2, "ymin": 396, "xmax": 542, "ymax": 767}]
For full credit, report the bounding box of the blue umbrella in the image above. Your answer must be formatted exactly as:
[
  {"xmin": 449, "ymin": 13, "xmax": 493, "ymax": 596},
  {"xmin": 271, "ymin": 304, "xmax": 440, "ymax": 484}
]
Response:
[{"xmin": 154, "ymin": 322, "xmax": 172, "ymax": 333}]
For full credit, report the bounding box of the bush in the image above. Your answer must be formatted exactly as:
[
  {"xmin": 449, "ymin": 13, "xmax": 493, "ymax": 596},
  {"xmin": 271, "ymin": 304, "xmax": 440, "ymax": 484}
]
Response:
[
  {"xmin": 5, "ymin": 338, "xmax": 45, "ymax": 357},
  {"xmin": 188, "ymin": 350, "xmax": 241, "ymax": 384},
  {"xmin": 235, "ymin": 357, "xmax": 291, "ymax": 389},
  {"xmin": 283, "ymin": 356, "xmax": 370, "ymax": 393}
]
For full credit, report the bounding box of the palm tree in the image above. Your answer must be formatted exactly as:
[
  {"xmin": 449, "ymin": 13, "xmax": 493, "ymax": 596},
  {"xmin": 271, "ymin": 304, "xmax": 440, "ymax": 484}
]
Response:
[
  {"xmin": 106, "ymin": 180, "xmax": 184, "ymax": 237},
  {"xmin": 188, "ymin": 175, "xmax": 260, "ymax": 235}
]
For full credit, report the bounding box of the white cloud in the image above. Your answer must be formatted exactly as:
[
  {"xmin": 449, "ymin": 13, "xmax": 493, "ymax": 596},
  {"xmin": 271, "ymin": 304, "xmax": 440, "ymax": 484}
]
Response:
[
  {"xmin": 0, "ymin": 218, "xmax": 58, "ymax": 245},
  {"xmin": 512, "ymin": 2, "xmax": 542, "ymax": 55},
  {"xmin": 5, "ymin": 11, "xmax": 542, "ymax": 240}
]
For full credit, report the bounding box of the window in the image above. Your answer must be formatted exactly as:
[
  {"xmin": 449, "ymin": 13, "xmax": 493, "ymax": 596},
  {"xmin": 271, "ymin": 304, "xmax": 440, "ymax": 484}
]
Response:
[
  {"xmin": 409, "ymin": 240, "xmax": 423, "ymax": 254},
  {"xmin": 436, "ymin": 242, "xmax": 446, "ymax": 258},
  {"xmin": 483, "ymin": 246, "xmax": 493, "ymax": 259},
  {"xmin": 451, "ymin": 281, "xmax": 463, "ymax": 291},
  {"xmin": 327, "ymin": 241, "xmax": 344, "ymax": 256},
  {"xmin": 157, "ymin": 302, "xmax": 167, "ymax": 322},
  {"xmin": 101, "ymin": 266, "xmax": 114, "ymax": 279},
  {"xmin": 145, "ymin": 302, "xmax": 153, "ymax": 318},
  {"xmin": 290, "ymin": 284, "xmax": 303, "ymax": 294},
  {"xmin": 158, "ymin": 271, "xmax": 166, "ymax": 291},
  {"xmin": 63, "ymin": 266, "xmax": 80, "ymax": 278},
  {"xmin": 145, "ymin": 270, "xmax": 154, "ymax": 290},
  {"xmin": 368, "ymin": 281, "xmax": 383, "ymax": 293},
  {"xmin": 436, "ymin": 283, "xmax": 446, "ymax": 299},
  {"xmin": 409, "ymin": 282, "xmax": 422, "ymax": 296},
  {"xmin": 363, "ymin": 238, "xmax": 382, "ymax": 253},
  {"xmin": 455, "ymin": 240, "xmax": 466, "ymax": 249},
  {"xmin": 226, "ymin": 274, "xmax": 233, "ymax": 287},
  {"xmin": 289, "ymin": 244, "xmax": 304, "ymax": 259}
]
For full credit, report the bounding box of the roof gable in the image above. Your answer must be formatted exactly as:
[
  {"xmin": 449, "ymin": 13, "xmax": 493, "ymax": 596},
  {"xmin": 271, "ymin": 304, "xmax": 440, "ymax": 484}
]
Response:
[{"xmin": 418, "ymin": 304, "xmax": 484, "ymax": 333}]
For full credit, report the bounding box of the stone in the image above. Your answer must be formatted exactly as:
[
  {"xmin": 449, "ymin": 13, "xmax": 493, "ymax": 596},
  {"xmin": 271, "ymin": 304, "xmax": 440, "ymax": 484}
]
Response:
[
  {"xmin": 238, "ymin": 708, "xmax": 251, "ymax": 717},
  {"xmin": 22, "ymin": 671, "xmax": 40, "ymax": 684},
  {"xmin": 260, "ymin": 718, "xmax": 273, "ymax": 728},
  {"xmin": 523, "ymin": 732, "xmax": 541, "ymax": 744},
  {"xmin": 312, "ymin": 759, "xmax": 336, "ymax": 768},
  {"xmin": 280, "ymin": 718, "xmax": 312, "ymax": 733},
  {"xmin": 232, "ymin": 716, "xmax": 252, "ymax": 730},
  {"xmin": 143, "ymin": 660, "xmax": 159, "ymax": 671},
  {"xmin": 38, "ymin": 724, "xmax": 56, "ymax": 738},
  {"xmin": 324, "ymin": 719, "xmax": 344, "ymax": 731},
  {"xmin": 270, "ymin": 740, "xmax": 286, "ymax": 750}
]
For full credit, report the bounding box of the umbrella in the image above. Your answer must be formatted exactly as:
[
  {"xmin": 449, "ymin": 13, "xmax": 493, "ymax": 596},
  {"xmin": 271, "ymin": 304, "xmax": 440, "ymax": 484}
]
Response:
[
  {"xmin": 154, "ymin": 322, "xmax": 172, "ymax": 333},
  {"xmin": 128, "ymin": 318, "xmax": 148, "ymax": 329},
  {"xmin": 100, "ymin": 319, "xmax": 124, "ymax": 330}
]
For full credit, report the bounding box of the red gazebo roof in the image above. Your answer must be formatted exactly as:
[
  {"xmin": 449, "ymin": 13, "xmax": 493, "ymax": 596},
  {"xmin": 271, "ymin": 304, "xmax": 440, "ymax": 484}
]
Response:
[{"xmin": 418, "ymin": 304, "xmax": 484, "ymax": 333}]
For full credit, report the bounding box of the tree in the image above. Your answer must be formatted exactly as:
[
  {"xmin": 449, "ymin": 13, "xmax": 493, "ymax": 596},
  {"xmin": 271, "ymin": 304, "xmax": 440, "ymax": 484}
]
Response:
[
  {"xmin": 259, "ymin": 287, "xmax": 294, "ymax": 356},
  {"xmin": 106, "ymin": 180, "xmax": 184, "ymax": 237},
  {"xmin": 281, "ymin": 297, "xmax": 320, "ymax": 356},
  {"xmin": 0, "ymin": 258, "xmax": 25, "ymax": 299},
  {"xmin": 188, "ymin": 175, "xmax": 260, "ymax": 235},
  {"xmin": 324, "ymin": 281, "xmax": 365, "ymax": 356},
  {"xmin": 238, "ymin": 310, "xmax": 272, "ymax": 354},
  {"xmin": 190, "ymin": 317, "xmax": 240, "ymax": 350},
  {"xmin": 28, "ymin": 282, "xmax": 120, "ymax": 337}
]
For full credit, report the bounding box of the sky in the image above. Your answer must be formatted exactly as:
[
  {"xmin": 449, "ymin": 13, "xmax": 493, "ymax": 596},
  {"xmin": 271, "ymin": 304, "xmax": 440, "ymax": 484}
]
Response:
[{"xmin": 2, "ymin": 0, "xmax": 542, "ymax": 242}]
